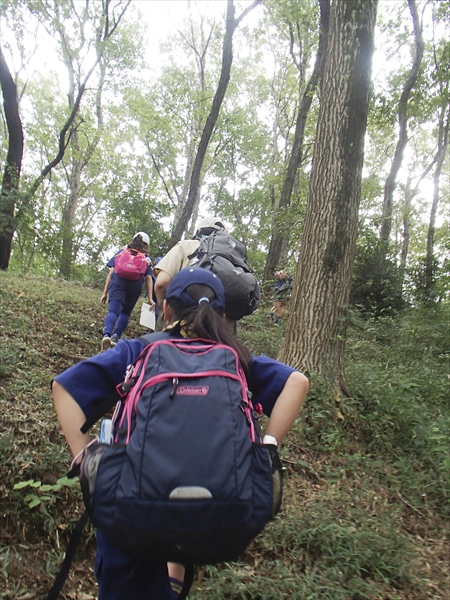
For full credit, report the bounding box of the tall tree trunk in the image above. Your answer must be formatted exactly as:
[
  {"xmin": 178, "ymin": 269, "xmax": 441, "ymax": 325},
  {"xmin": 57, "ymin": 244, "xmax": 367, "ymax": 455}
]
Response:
[
  {"xmin": 169, "ymin": 0, "xmax": 261, "ymax": 248},
  {"xmin": 425, "ymin": 102, "xmax": 449, "ymax": 298},
  {"xmin": 399, "ymin": 175, "xmax": 413, "ymax": 286},
  {"xmin": 399, "ymin": 150, "xmax": 441, "ymax": 291},
  {"xmin": 58, "ymin": 58, "xmax": 106, "ymax": 279},
  {"xmin": 263, "ymin": 0, "xmax": 330, "ymax": 281},
  {"xmin": 59, "ymin": 150, "xmax": 83, "ymax": 279},
  {"xmin": 0, "ymin": 47, "xmax": 23, "ymax": 270},
  {"xmin": 278, "ymin": 0, "xmax": 377, "ymax": 391},
  {"xmin": 379, "ymin": 0, "xmax": 423, "ymax": 247}
]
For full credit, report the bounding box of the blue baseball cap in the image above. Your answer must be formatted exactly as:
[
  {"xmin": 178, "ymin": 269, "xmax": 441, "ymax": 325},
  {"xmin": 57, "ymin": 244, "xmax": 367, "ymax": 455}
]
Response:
[{"xmin": 166, "ymin": 267, "xmax": 225, "ymax": 311}]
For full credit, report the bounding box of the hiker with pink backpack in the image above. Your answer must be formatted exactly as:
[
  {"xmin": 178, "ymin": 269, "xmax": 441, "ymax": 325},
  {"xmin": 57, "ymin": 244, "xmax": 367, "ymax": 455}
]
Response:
[{"xmin": 100, "ymin": 232, "xmax": 155, "ymax": 351}]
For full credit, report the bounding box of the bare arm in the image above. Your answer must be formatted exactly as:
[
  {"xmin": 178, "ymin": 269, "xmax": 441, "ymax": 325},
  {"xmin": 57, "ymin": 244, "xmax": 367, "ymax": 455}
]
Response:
[
  {"xmin": 263, "ymin": 371, "xmax": 308, "ymax": 445},
  {"xmin": 52, "ymin": 381, "xmax": 91, "ymax": 457},
  {"xmin": 145, "ymin": 275, "xmax": 156, "ymax": 310},
  {"xmin": 154, "ymin": 270, "xmax": 172, "ymax": 306},
  {"xmin": 100, "ymin": 267, "xmax": 114, "ymax": 305}
]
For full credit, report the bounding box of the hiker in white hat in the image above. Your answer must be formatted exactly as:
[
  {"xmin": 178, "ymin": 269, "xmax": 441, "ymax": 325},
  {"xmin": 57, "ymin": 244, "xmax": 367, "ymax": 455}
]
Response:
[
  {"xmin": 100, "ymin": 232, "xmax": 155, "ymax": 351},
  {"xmin": 153, "ymin": 217, "xmax": 226, "ymax": 308}
]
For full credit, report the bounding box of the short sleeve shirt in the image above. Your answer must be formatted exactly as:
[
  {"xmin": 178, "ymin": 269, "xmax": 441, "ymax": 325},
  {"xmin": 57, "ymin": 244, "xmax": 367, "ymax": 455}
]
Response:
[
  {"xmin": 54, "ymin": 337, "xmax": 296, "ymax": 421},
  {"xmin": 153, "ymin": 240, "xmax": 200, "ymax": 279}
]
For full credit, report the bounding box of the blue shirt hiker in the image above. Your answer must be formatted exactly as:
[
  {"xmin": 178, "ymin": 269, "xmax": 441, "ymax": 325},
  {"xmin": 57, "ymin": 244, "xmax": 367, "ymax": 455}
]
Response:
[
  {"xmin": 53, "ymin": 267, "xmax": 308, "ymax": 600},
  {"xmin": 100, "ymin": 232, "xmax": 155, "ymax": 351}
]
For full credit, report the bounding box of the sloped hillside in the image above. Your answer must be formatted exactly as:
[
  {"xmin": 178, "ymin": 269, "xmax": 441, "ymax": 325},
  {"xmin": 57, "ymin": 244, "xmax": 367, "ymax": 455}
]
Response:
[{"xmin": 0, "ymin": 271, "xmax": 448, "ymax": 600}]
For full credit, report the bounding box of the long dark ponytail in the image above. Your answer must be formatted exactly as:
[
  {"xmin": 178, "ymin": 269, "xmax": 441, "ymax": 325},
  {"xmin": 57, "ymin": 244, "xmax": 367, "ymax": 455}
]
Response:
[{"xmin": 166, "ymin": 283, "xmax": 252, "ymax": 378}]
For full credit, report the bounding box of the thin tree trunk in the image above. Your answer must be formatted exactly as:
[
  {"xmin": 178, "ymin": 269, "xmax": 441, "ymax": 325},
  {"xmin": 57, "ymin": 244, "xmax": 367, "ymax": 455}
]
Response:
[
  {"xmin": 426, "ymin": 102, "xmax": 449, "ymax": 297},
  {"xmin": 278, "ymin": 0, "xmax": 377, "ymax": 392},
  {"xmin": 59, "ymin": 150, "xmax": 82, "ymax": 278},
  {"xmin": 399, "ymin": 151, "xmax": 440, "ymax": 290},
  {"xmin": 0, "ymin": 47, "xmax": 23, "ymax": 270},
  {"xmin": 399, "ymin": 175, "xmax": 413, "ymax": 283},
  {"xmin": 379, "ymin": 0, "xmax": 423, "ymax": 246},
  {"xmin": 263, "ymin": 0, "xmax": 330, "ymax": 281},
  {"xmin": 169, "ymin": 0, "xmax": 261, "ymax": 248},
  {"xmin": 58, "ymin": 59, "xmax": 106, "ymax": 279}
]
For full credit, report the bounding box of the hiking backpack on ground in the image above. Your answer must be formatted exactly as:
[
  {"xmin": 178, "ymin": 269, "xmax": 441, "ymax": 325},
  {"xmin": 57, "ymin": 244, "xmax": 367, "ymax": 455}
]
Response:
[
  {"xmin": 188, "ymin": 230, "xmax": 260, "ymax": 320},
  {"xmin": 114, "ymin": 248, "xmax": 149, "ymax": 280},
  {"xmin": 79, "ymin": 334, "xmax": 282, "ymax": 566}
]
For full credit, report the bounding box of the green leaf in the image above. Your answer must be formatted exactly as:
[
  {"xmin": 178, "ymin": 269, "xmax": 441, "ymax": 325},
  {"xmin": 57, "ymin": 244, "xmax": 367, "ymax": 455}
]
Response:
[
  {"xmin": 24, "ymin": 494, "xmax": 41, "ymax": 508},
  {"xmin": 57, "ymin": 476, "xmax": 78, "ymax": 487},
  {"xmin": 13, "ymin": 480, "xmax": 35, "ymax": 490},
  {"xmin": 39, "ymin": 484, "xmax": 57, "ymax": 492}
]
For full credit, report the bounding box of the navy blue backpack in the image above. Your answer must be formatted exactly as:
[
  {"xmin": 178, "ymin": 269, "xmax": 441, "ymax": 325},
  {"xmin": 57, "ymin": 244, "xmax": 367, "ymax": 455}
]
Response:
[
  {"xmin": 79, "ymin": 335, "xmax": 282, "ymax": 565},
  {"xmin": 47, "ymin": 334, "xmax": 283, "ymax": 600}
]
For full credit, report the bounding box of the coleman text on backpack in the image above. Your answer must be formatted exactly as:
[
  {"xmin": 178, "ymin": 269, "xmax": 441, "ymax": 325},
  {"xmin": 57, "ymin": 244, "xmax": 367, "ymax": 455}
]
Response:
[
  {"xmin": 78, "ymin": 335, "xmax": 282, "ymax": 566},
  {"xmin": 189, "ymin": 231, "xmax": 260, "ymax": 320},
  {"xmin": 114, "ymin": 248, "xmax": 149, "ymax": 281}
]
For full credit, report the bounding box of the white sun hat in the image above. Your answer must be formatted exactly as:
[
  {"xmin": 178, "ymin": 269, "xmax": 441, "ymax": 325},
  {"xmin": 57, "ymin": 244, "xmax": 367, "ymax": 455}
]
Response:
[{"xmin": 133, "ymin": 232, "xmax": 150, "ymax": 245}]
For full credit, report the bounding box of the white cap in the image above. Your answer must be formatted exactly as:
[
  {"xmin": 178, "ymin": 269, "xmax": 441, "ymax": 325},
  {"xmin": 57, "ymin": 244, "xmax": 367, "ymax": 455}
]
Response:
[
  {"xmin": 197, "ymin": 217, "xmax": 226, "ymax": 232},
  {"xmin": 133, "ymin": 231, "xmax": 150, "ymax": 245}
]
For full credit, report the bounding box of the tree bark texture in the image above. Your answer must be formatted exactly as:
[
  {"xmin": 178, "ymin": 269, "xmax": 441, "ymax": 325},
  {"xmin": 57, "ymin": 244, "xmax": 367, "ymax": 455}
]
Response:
[
  {"xmin": 278, "ymin": 0, "xmax": 377, "ymax": 388},
  {"xmin": 379, "ymin": 0, "xmax": 423, "ymax": 246},
  {"xmin": 168, "ymin": 0, "xmax": 261, "ymax": 248},
  {"xmin": 58, "ymin": 58, "xmax": 106, "ymax": 279},
  {"xmin": 263, "ymin": 0, "xmax": 330, "ymax": 281},
  {"xmin": 0, "ymin": 47, "xmax": 24, "ymax": 270},
  {"xmin": 426, "ymin": 102, "xmax": 449, "ymax": 296}
]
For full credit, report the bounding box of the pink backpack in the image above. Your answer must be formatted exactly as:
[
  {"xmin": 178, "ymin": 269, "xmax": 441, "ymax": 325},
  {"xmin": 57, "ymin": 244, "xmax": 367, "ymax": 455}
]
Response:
[{"xmin": 114, "ymin": 248, "xmax": 149, "ymax": 281}]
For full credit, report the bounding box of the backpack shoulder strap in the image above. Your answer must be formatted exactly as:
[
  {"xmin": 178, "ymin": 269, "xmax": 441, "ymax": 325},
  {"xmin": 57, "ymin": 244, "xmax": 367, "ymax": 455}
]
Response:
[
  {"xmin": 46, "ymin": 510, "xmax": 89, "ymax": 600},
  {"xmin": 81, "ymin": 333, "xmax": 171, "ymax": 434},
  {"xmin": 178, "ymin": 564, "xmax": 195, "ymax": 600},
  {"xmin": 187, "ymin": 238, "xmax": 203, "ymax": 261},
  {"xmin": 138, "ymin": 331, "xmax": 172, "ymax": 345}
]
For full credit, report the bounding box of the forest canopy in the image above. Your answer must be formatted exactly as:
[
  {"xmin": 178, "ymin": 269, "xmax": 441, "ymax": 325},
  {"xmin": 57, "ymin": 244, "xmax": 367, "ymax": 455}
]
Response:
[{"xmin": 0, "ymin": 0, "xmax": 447, "ymax": 304}]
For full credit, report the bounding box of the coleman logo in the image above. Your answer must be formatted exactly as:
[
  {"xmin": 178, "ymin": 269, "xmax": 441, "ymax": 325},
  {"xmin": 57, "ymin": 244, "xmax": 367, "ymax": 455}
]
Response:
[{"xmin": 176, "ymin": 386, "xmax": 209, "ymax": 396}]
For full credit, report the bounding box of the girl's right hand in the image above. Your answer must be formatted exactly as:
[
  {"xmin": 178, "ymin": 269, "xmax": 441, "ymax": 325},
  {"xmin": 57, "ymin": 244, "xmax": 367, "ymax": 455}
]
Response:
[{"xmin": 100, "ymin": 293, "xmax": 107, "ymax": 305}]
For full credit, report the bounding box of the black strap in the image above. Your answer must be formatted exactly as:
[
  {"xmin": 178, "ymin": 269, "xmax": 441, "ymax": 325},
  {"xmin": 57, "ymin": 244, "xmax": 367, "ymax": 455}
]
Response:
[
  {"xmin": 46, "ymin": 510, "xmax": 89, "ymax": 600},
  {"xmin": 80, "ymin": 388, "xmax": 121, "ymax": 433},
  {"xmin": 178, "ymin": 564, "xmax": 195, "ymax": 600}
]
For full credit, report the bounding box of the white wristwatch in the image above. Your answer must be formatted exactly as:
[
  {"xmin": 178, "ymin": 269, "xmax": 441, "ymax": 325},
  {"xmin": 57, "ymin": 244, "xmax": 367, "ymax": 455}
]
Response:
[{"xmin": 262, "ymin": 434, "xmax": 278, "ymax": 446}]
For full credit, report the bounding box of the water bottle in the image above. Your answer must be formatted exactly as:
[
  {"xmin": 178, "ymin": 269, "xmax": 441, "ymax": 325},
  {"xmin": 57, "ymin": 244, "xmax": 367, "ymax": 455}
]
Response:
[{"xmin": 99, "ymin": 419, "xmax": 113, "ymax": 444}]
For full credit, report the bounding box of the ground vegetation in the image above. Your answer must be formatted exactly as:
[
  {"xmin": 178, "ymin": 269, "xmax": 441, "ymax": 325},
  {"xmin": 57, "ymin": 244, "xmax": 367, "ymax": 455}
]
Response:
[{"xmin": 1, "ymin": 271, "xmax": 448, "ymax": 600}]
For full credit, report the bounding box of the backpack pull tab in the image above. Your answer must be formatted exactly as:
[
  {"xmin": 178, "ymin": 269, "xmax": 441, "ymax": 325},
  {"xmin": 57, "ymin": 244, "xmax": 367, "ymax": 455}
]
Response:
[{"xmin": 169, "ymin": 377, "xmax": 179, "ymax": 399}]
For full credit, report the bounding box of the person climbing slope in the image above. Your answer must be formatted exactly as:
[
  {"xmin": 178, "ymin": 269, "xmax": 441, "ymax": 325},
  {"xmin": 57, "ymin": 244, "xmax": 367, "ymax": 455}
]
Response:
[
  {"xmin": 100, "ymin": 232, "xmax": 155, "ymax": 351},
  {"xmin": 53, "ymin": 267, "xmax": 308, "ymax": 600}
]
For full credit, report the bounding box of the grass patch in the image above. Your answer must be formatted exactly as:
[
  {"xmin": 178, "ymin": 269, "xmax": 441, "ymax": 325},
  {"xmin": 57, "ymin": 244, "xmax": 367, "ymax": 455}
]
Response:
[{"xmin": 1, "ymin": 271, "xmax": 448, "ymax": 599}]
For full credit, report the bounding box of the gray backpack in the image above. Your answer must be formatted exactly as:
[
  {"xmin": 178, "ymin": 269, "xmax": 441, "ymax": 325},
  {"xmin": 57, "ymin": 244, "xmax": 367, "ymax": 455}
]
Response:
[{"xmin": 189, "ymin": 231, "xmax": 260, "ymax": 320}]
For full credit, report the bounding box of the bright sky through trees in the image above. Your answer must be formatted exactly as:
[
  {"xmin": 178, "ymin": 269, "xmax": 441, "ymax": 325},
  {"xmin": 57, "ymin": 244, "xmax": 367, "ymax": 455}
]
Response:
[{"xmin": 0, "ymin": 0, "xmax": 447, "ymax": 271}]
